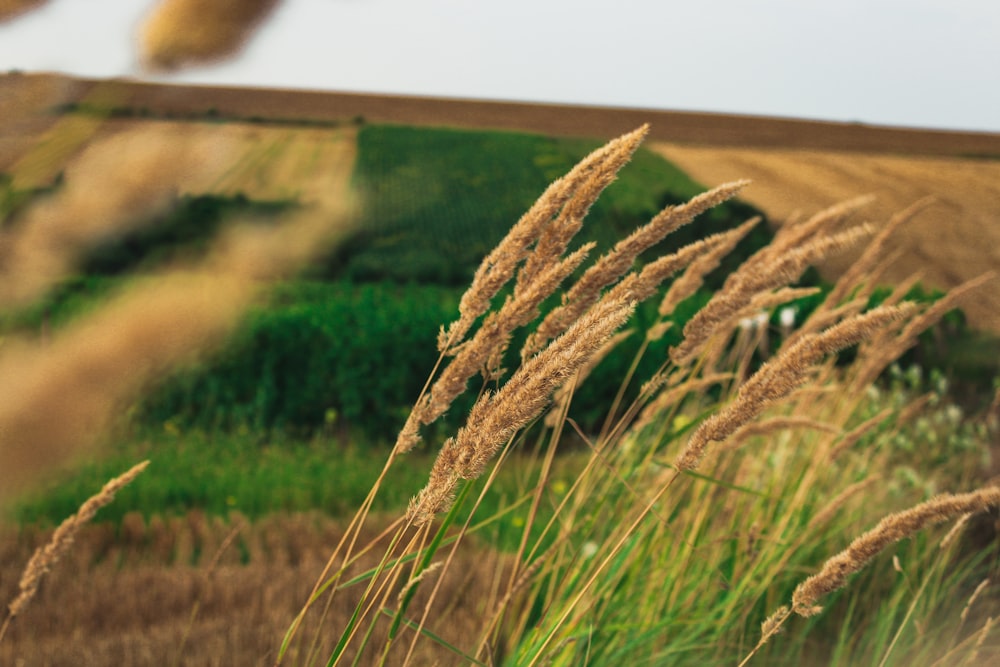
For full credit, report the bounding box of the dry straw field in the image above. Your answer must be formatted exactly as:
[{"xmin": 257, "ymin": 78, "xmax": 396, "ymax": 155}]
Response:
[
  {"xmin": 652, "ymin": 143, "xmax": 1000, "ymax": 332},
  {"xmin": 2, "ymin": 71, "xmax": 1000, "ymax": 665}
]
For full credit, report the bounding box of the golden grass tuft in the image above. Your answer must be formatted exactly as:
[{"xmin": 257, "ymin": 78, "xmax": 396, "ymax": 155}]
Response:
[
  {"xmin": 139, "ymin": 0, "xmax": 282, "ymax": 71},
  {"xmin": 0, "ymin": 0, "xmax": 46, "ymax": 23},
  {"xmin": 407, "ymin": 294, "xmax": 635, "ymax": 524},
  {"xmin": 524, "ymin": 179, "xmax": 749, "ymax": 358},
  {"xmin": 438, "ymin": 125, "xmax": 648, "ymax": 355},
  {"xmin": 0, "ymin": 193, "xmax": 354, "ymax": 494},
  {"xmin": 792, "ymin": 487, "xmax": 1000, "ymax": 617},
  {"xmin": 0, "ymin": 461, "xmax": 149, "ymax": 643},
  {"xmin": 675, "ymin": 303, "xmax": 915, "ymax": 472}
]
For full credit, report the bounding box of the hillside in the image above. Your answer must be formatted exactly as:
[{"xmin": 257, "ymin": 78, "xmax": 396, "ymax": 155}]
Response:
[
  {"xmin": 5, "ymin": 72, "xmax": 1000, "ymax": 163},
  {"xmin": 3, "ymin": 72, "xmax": 1000, "ymax": 331}
]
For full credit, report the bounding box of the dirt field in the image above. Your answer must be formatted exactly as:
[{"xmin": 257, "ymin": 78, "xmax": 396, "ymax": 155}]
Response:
[
  {"xmin": 652, "ymin": 143, "xmax": 1000, "ymax": 331},
  {"xmin": 0, "ymin": 512, "xmax": 510, "ymax": 666}
]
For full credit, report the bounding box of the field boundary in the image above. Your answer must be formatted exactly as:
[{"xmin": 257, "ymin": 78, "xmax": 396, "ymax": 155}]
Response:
[{"xmin": 4, "ymin": 72, "xmax": 1000, "ymax": 157}]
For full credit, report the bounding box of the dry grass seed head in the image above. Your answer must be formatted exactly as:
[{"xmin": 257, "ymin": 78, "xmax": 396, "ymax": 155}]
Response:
[
  {"xmin": 514, "ymin": 125, "xmax": 650, "ymax": 300},
  {"xmin": 0, "ymin": 0, "xmax": 47, "ymax": 22},
  {"xmin": 0, "ymin": 132, "xmax": 233, "ymax": 308},
  {"xmin": 657, "ymin": 217, "xmax": 761, "ymax": 319},
  {"xmin": 524, "ymin": 179, "xmax": 749, "ymax": 358},
  {"xmin": 0, "ymin": 207, "xmax": 350, "ymax": 492},
  {"xmin": 398, "ymin": 242, "xmax": 596, "ymax": 454},
  {"xmin": 671, "ymin": 222, "xmax": 875, "ymax": 367},
  {"xmin": 676, "ymin": 303, "xmax": 915, "ymax": 471},
  {"xmin": 852, "ymin": 272, "xmax": 997, "ymax": 388},
  {"xmin": 407, "ymin": 295, "xmax": 635, "ymax": 524},
  {"xmin": 822, "ymin": 197, "xmax": 935, "ymax": 308},
  {"xmin": 792, "ymin": 486, "xmax": 1000, "ymax": 617},
  {"xmin": 765, "ymin": 194, "xmax": 874, "ymax": 260},
  {"xmin": 961, "ymin": 579, "xmax": 990, "ymax": 624},
  {"xmin": 438, "ymin": 125, "xmax": 648, "ymax": 354},
  {"xmin": 545, "ymin": 329, "xmax": 633, "ymax": 427},
  {"xmin": 484, "ymin": 243, "xmax": 596, "ymax": 379},
  {"xmin": 140, "ymin": 0, "xmax": 282, "ymax": 70},
  {"xmin": 4, "ymin": 461, "xmax": 149, "ymax": 624}
]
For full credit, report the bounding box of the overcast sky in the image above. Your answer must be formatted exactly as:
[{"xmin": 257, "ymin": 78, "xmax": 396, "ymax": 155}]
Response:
[{"xmin": 2, "ymin": 0, "xmax": 999, "ymax": 132}]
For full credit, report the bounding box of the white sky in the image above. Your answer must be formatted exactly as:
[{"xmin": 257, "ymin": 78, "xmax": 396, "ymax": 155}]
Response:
[{"xmin": 1, "ymin": 0, "xmax": 999, "ymax": 132}]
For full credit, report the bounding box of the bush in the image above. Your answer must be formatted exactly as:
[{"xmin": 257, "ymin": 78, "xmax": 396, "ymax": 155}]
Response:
[{"xmin": 138, "ymin": 281, "xmax": 466, "ymax": 441}]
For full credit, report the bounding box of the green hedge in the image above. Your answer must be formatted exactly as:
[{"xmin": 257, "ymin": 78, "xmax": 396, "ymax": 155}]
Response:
[{"xmin": 138, "ymin": 281, "xmax": 467, "ymax": 442}]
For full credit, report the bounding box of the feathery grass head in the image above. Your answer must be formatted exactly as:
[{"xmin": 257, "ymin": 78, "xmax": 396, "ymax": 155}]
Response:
[
  {"xmin": 792, "ymin": 487, "xmax": 1000, "ymax": 617},
  {"xmin": 671, "ymin": 222, "xmax": 875, "ymax": 367},
  {"xmin": 0, "ymin": 132, "xmax": 234, "ymax": 308},
  {"xmin": 2, "ymin": 461, "xmax": 149, "ymax": 640},
  {"xmin": 676, "ymin": 303, "xmax": 915, "ymax": 472},
  {"xmin": 407, "ymin": 294, "xmax": 635, "ymax": 524},
  {"xmin": 656, "ymin": 216, "xmax": 761, "ymax": 320},
  {"xmin": 0, "ymin": 0, "xmax": 47, "ymax": 22},
  {"xmin": 438, "ymin": 125, "xmax": 648, "ymax": 354},
  {"xmin": 524, "ymin": 179, "xmax": 749, "ymax": 358},
  {"xmin": 139, "ymin": 0, "xmax": 282, "ymax": 70}
]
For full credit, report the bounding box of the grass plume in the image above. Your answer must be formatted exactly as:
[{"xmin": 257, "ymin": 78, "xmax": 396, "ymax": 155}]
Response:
[
  {"xmin": 792, "ymin": 487, "xmax": 1000, "ymax": 617},
  {"xmin": 0, "ymin": 460, "xmax": 149, "ymax": 644},
  {"xmin": 139, "ymin": 0, "xmax": 283, "ymax": 70},
  {"xmin": 0, "ymin": 0, "xmax": 46, "ymax": 22}
]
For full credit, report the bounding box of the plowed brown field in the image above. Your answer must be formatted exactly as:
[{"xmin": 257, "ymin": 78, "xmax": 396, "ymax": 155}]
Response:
[{"xmin": 651, "ymin": 144, "xmax": 1000, "ymax": 331}]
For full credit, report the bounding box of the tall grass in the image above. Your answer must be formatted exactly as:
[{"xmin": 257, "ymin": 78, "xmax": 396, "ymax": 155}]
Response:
[
  {"xmin": 274, "ymin": 127, "xmax": 998, "ymax": 666},
  {"xmin": 1, "ymin": 124, "xmax": 997, "ymax": 665}
]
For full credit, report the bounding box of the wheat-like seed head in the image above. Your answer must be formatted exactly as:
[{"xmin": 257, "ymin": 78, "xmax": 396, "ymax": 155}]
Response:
[
  {"xmin": 0, "ymin": 0, "xmax": 46, "ymax": 22},
  {"xmin": 671, "ymin": 223, "xmax": 875, "ymax": 367},
  {"xmin": 822, "ymin": 197, "xmax": 935, "ymax": 309},
  {"xmin": 438, "ymin": 125, "xmax": 648, "ymax": 354},
  {"xmin": 676, "ymin": 303, "xmax": 915, "ymax": 471},
  {"xmin": 5, "ymin": 461, "xmax": 149, "ymax": 624},
  {"xmin": 524, "ymin": 180, "xmax": 749, "ymax": 358},
  {"xmin": 514, "ymin": 126, "xmax": 650, "ymax": 300},
  {"xmin": 139, "ymin": 0, "xmax": 281, "ymax": 70},
  {"xmin": 396, "ymin": 243, "xmax": 596, "ymax": 453},
  {"xmin": 407, "ymin": 295, "xmax": 635, "ymax": 524},
  {"xmin": 657, "ymin": 217, "xmax": 761, "ymax": 319},
  {"xmin": 852, "ymin": 272, "xmax": 997, "ymax": 389},
  {"xmin": 792, "ymin": 487, "xmax": 1000, "ymax": 617}
]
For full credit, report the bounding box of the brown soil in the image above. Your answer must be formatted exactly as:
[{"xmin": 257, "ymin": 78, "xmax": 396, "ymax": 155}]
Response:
[{"xmin": 5, "ymin": 72, "xmax": 1000, "ymax": 169}]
